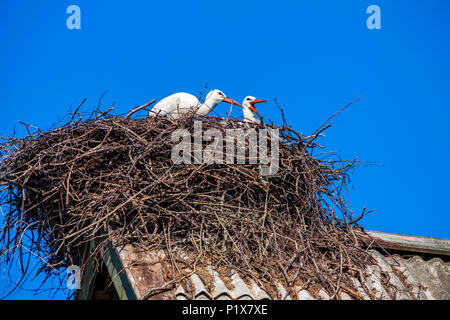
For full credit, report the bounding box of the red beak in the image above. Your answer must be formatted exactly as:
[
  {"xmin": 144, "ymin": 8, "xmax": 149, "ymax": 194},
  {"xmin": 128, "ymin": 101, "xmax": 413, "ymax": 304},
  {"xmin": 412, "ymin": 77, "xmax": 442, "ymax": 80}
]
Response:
[
  {"xmin": 251, "ymin": 99, "xmax": 267, "ymax": 104},
  {"xmin": 223, "ymin": 97, "xmax": 242, "ymax": 107},
  {"xmin": 249, "ymin": 99, "xmax": 267, "ymax": 113}
]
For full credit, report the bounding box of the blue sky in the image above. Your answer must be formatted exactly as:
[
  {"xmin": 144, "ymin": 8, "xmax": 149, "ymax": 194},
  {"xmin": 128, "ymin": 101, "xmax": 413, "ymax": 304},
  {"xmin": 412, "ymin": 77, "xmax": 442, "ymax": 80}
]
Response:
[{"xmin": 1, "ymin": 0, "xmax": 449, "ymax": 299}]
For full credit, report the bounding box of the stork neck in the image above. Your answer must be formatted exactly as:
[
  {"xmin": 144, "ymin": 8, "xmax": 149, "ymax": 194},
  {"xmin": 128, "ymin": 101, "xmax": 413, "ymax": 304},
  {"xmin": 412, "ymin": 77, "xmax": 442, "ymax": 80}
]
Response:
[
  {"xmin": 203, "ymin": 96, "xmax": 219, "ymax": 109},
  {"xmin": 243, "ymin": 105, "xmax": 259, "ymax": 123},
  {"xmin": 195, "ymin": 96, "xmax": 218, "ymax": 116}
]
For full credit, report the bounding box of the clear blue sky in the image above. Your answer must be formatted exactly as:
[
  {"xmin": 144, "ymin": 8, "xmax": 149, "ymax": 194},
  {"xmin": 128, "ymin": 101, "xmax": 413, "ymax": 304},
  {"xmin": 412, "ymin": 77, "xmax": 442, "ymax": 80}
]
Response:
[{"xmin": 1, "ymin": 0, "xmax": 449, "ymax": 299}]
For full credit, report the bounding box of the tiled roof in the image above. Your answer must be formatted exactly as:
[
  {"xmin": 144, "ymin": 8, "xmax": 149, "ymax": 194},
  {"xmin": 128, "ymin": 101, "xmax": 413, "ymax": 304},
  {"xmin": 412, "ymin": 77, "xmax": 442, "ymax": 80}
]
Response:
[{"xmin": 113, "ymin": 243, "xmax": 450, "ymax": 300}]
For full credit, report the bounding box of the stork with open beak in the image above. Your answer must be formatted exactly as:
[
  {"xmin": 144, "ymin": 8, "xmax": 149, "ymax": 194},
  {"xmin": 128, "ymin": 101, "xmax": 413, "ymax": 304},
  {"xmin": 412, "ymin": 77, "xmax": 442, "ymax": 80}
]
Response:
[
  {"xmin": 149, "ymin": 89, "xmax": 241, "ymax": 119},
  {"xmin": 242, "ymin": 96, "xmax": 267, "ymax": 124}
]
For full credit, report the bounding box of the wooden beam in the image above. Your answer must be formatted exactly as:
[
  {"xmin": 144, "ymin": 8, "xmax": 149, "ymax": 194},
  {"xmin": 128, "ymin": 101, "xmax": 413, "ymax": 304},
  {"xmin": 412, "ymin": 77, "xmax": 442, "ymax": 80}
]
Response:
[
  {"xmin": 361, "ymin": 230, "xmax": 450, "ymax": 257},
  {"xmin": 102, "ymin": 242, "xmax": 138, "ymax": 300},
  {"xmin": 75, "ymin": 241, "xmax": 97, "ymax": 300},
  {"xmin": 76, "ymin": 254, "xmax": 97, "ymax": 300}
]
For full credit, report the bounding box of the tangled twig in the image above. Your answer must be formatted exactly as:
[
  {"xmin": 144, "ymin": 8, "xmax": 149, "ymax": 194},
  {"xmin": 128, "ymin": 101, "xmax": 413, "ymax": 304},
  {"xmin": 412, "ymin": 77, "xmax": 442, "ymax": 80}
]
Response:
[{"xmin": 0, "ymin": 101, "xmax": 398, "ymax": 299}]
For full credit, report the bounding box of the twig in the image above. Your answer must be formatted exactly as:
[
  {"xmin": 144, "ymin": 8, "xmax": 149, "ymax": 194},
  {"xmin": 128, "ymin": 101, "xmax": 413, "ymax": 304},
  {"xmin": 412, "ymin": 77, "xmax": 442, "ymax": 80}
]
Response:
[
  {"xmin": 125, "ymin": 100, "xmax": 156, "ymax": 119},
  {"xmin": 312, "ymin": 95, "xmax": 363, "ymax": 137}
]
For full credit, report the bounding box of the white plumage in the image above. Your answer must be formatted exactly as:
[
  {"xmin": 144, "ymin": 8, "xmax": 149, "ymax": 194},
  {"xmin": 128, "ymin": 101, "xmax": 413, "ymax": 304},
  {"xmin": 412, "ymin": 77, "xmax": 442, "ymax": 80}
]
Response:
[
  {"xmin": 149, "ymin": 89, "xmax": 240, "ymax": 119},
  {"xmin": 242, "ymin": 96, "xmax": 267, "ymax": 124}
]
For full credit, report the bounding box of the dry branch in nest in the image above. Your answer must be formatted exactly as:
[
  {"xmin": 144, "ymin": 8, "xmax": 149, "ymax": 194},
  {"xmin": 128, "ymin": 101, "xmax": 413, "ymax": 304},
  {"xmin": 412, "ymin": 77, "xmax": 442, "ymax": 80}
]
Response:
[{"xmin": 0, "ymin": 103, "xmax": 399, "ymax": 299}]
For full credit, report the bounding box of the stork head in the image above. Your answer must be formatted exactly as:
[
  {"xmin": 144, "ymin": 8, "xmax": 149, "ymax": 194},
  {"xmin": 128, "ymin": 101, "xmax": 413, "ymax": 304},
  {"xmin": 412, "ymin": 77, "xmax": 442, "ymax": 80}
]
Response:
[
  {"xmin": 243, "ymin": 96, "xmax": 267, "ymax": 115},
  {"xmin": 205, "ymin": 89, "xmax": 241, "ymax": 106}
]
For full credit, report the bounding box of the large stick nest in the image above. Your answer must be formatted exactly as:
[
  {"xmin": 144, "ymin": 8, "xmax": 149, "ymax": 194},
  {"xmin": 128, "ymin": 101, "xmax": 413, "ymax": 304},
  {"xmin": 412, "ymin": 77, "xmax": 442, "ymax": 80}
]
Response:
[{"xmin": 0, "ymin": 105, "xmax": 398, "ymax": 299}]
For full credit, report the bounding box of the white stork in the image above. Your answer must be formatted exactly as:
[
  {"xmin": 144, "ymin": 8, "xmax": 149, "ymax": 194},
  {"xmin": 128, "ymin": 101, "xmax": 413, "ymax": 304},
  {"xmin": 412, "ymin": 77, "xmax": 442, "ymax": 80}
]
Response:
[
  {"xmin": 149, "ymin": 89, "xmax": 241, "ymax": 119},
  {"xmin": 242, "ymin": 96, "xmax": 267, "ymax": 124}
]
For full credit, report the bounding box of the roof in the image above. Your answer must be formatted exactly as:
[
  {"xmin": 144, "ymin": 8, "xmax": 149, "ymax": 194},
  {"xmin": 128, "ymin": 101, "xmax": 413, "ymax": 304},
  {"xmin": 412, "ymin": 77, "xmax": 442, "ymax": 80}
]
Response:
[{"xmin": 77, "ymin": 230, "xmax": 450, "ymax": 300}]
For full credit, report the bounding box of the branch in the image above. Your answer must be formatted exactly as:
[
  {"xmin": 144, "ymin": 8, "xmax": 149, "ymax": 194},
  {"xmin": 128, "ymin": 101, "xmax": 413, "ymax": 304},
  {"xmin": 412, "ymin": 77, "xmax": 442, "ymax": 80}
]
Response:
[
  {"xmin": 312, "ymin": 95, "xmax": 363, "ymax": 136},
  {"xmin": 125, "ymin": 100, "xmax": 156, "ymax": 119}
]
